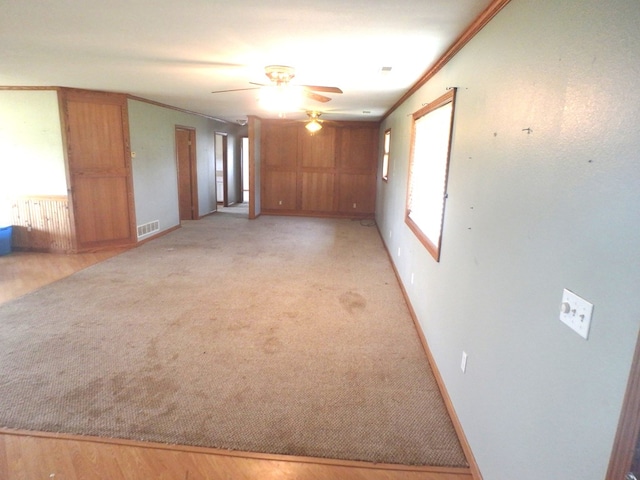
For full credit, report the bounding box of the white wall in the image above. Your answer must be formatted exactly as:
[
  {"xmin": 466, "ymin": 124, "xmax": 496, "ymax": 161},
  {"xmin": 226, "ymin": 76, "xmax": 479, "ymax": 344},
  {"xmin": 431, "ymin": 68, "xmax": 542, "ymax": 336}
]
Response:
[
  {"xmin": 0, "ymin": 90, "xmax": 67, "ymax": 224},
  {"xmin": 376, "ymin": 1, "xmax": 640, "ymax": 479}
]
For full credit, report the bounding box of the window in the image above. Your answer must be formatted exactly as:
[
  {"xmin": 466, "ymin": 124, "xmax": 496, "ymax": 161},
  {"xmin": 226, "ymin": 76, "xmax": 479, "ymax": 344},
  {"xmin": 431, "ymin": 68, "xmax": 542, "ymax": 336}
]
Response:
[
  {"xmin": 382, "ymin": 129, "xmax": 391, "ymax": 181},
  {"xmin": 405, "ymin": 89, "xmax": 456, "ymax": 262}
]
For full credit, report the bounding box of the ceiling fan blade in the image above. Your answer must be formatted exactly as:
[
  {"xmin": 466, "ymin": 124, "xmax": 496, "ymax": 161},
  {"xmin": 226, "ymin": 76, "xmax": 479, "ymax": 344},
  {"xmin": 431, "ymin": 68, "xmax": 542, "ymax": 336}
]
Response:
[
  {"xmin": 302, "ymin": 85, "xmax": 343, "ymax": 94},
  {"xmin": 249, "ymin": 82, "xmax": 267, "ymax": 87},
  {"xmin": 304, "ymin": 91, "xmax": 332, "ymax": 103},
  {"xmin": 211, "ymin": 87, "xmax": 259, "ymax": 94}
]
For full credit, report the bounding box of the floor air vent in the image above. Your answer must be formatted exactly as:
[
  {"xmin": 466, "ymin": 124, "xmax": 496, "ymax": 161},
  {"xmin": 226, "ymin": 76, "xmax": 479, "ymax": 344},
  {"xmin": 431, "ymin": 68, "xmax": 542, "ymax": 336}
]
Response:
[{"xmin": 137, "ymin": 220, "xmax": 160, "ymax": 239}]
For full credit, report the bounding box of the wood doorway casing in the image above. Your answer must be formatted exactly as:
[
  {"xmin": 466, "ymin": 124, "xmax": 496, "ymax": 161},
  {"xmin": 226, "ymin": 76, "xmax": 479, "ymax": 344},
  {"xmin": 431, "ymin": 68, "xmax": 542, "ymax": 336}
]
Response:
[
  {"xmin": 60, "ymin": 89, "xmax": 137, "ymax": 251},
  {"xmin": 607, "ymin": 329, "xmax": 640, "ymax": 479},
  {"xmin": 215, "ymin": 132, "xmax": 228, "ymax": 207},
  {"xmin": 176, "ymin": 127, "xmax": 198, "ymax": 221}
]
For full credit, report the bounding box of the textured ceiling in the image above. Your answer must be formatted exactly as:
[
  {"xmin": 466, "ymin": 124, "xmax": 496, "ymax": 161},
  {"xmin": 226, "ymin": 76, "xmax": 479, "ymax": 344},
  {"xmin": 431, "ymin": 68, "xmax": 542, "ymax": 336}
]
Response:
[{"xmin": 0, "ymin": 1, "xmax": 494, "ymax": 123}]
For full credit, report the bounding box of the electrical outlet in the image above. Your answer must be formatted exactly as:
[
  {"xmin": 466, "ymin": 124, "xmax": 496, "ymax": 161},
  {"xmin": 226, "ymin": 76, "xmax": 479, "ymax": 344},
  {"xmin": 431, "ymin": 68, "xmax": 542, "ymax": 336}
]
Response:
[
  {"xmin": 461, "ymin": 351, "xmax": 468, "ymax": 373},
  {"xmin": 410, "ymin": 272, "xmax": 414, "ymax": 285},
  {"xmin": 397, "ymin": 247, "xmax": 401, "ymax": 257},
  {"xmin": 352, "ymin": 202, "xmax": 357, "ymax": 209},
  {"xmin": 559, "ymin": 289, "xmax": 594, "ymax": 340}
]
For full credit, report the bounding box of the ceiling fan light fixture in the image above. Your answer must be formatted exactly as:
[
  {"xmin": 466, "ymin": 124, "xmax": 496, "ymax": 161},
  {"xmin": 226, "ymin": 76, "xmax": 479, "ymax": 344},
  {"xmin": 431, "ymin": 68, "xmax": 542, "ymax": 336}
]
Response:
[
  {"xmin": 305, "ymin": 119, "xmax": 323, "ymax": 133},
  {"xmin": 264, "ymin": 65, "xmax": 296, "ymax": 84},
  {"xmin": 258, "ymin": 85, "xmax": 303, "ymax": 114}
]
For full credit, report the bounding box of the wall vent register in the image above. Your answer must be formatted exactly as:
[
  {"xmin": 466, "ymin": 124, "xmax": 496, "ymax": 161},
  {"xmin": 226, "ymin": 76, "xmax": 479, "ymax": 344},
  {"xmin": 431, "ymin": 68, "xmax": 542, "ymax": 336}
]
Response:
[{"xmin": 137, "ymin": 220, "xmax": 160, "ymax": 239}]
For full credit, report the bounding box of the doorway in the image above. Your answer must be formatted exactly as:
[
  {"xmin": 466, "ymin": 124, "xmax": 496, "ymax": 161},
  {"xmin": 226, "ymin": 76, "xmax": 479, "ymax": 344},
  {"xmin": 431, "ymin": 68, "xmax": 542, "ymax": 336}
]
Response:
[
  {"xmin": 242, "ymin": 136, "xmax": 249, "ymax": 203},
  {"xmin": 176, "ymin": 127, "xmax": 198, "ymax": 221},
  {"xmin": 607, "ymin": 330, "xmax": 640, "ymax": 479},
  {"xmin": 215, "ymin": 132, "xmax": 227, "ymax": 206}
]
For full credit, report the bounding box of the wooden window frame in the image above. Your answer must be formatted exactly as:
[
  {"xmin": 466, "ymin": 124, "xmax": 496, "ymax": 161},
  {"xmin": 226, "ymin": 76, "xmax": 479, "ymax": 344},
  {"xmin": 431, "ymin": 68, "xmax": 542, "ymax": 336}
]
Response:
[{"xmin": 405, "ymin": 89, "xmax": 456, "ymax": 262}]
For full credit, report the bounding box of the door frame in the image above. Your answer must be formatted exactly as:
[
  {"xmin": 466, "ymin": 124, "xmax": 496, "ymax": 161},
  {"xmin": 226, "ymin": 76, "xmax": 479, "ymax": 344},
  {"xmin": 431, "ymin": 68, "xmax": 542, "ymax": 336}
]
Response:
[
  {"xmin": 215, "ymin": 132, "xmax": 229, "ymax": 206},
  {"xmin": 175, "ymin": 126, "xmax": 198, "ymax": 220},
  {"xmin": 607, "ymin": 329, "xmax": 640, "ymax": 479},
  {"xmin": 241, "ymin": 135, "xmax": 249, "ymax": 203}
]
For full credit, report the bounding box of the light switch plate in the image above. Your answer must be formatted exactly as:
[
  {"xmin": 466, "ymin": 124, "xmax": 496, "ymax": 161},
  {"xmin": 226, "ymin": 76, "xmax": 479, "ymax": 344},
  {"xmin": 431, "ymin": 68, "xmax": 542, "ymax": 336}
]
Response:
[{"xmin": 559, "ymin": 289, "xmax": 594, "ymax": 340}]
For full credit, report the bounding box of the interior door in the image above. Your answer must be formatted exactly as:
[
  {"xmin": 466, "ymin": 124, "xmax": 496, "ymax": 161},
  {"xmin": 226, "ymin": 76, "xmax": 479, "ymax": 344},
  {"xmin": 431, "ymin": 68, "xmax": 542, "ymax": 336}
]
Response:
[
  {"xmin": 176, "ymin": 127, "xmax": 198, "ymax": 220},
  {"xmin": 62, "ymin": 90, "xmax": 136, "ymax": 251}
]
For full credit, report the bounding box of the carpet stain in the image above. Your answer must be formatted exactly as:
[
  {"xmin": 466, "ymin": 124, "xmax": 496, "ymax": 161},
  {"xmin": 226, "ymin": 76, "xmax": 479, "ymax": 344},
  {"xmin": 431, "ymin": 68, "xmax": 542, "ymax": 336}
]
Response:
[
  {"xmin": 339, "ymin": 291, "xmax": 367, "ymax": 314},
  {"xmin": 262, "ymin": 336, "xmax": 282, "ymax": 354},
  {"xmin": 63, "ymin": 378, "xmax": 105, "ymax": 405}
]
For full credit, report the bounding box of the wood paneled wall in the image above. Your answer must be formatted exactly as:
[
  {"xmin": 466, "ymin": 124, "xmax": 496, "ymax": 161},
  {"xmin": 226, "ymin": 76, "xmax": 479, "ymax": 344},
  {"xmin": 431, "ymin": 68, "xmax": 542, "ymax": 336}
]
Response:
[
  {"xmin": 10, "ymin": 196, "xmax": 74, "ymax": 253},
  {"xmin": 261, "ymin": 121, "xmax": 379, "ymax": 217}
]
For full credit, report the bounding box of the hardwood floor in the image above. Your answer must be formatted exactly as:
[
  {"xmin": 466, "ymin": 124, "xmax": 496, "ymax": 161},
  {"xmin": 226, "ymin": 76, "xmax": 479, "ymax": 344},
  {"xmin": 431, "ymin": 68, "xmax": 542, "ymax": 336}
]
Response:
[
  {"xmin": 0, "ymin": 250, "xmax": 474, "ymax": 480},
  {"xmin": 0, "ymin": 249, "xmax": 124, "ymax": 304}
]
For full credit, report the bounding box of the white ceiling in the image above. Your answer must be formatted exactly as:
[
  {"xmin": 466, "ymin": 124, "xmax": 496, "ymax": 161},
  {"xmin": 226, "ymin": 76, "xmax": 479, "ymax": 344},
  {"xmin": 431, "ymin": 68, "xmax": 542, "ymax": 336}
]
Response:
[{"xmin": 1, "ymin": 1, "xmax": 494, "ymax": 123}]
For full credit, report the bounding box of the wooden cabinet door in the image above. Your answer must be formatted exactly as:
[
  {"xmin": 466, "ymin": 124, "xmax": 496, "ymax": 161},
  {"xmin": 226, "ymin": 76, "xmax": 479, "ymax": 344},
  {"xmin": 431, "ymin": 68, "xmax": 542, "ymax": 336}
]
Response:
[{"xmin": 62, "ymin": 90, "xmax": 136, "ymax": 250}]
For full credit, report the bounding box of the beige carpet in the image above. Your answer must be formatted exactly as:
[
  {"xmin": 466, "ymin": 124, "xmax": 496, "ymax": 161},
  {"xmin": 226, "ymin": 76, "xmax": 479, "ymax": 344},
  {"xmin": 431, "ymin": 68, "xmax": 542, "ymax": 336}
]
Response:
[{"xmin": 0, "ymin": 213, "xmax": 467, "ymax": 467}]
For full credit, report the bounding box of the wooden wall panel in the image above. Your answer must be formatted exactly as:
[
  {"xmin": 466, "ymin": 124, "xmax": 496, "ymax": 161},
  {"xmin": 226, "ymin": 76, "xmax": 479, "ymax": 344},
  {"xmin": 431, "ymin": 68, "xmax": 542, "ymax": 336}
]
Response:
[
  {"xmin": 66, "ymin": 101, "xmax": 127, "ymax": 171},
  {"xmin": 300, "ymin": 127, "xmax": 336, "ymax": 169},
  {"xmin": 262, "ymin": 123, "xmax": 299, "ymax": 169},
  {"xmin": 261, "ymin": 121, "xmax": 378, "ymax": 218},
  {"xmin": 61, "ymin": 89, "xmax": 136, "ymax": 251},
  {"xmin": 338, "ymin": 127, "xmax": 378, "ymax": 172},
  {"xmin": 73, "ymin": 177, "xmax": 132, "ymax": 245},
  {"xmin": 262, "ymin": 171, "xmax": 298, "ymax": 210},
  {"xmin": 10, "ymin": 196, "xmax": 74, "ymax": 253},
  {"xmin": 338, "ymin": 174, "xmax": 376, "ymax": 214},
  {"xmin": 301, "ymin": 172, "xmax": 334, "ymax": 212}
]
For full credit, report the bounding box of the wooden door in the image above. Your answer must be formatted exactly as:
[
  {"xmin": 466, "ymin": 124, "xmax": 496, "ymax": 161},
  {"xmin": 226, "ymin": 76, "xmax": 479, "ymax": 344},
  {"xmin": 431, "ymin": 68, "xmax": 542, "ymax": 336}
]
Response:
[
  {"xmin": 176, "ymin": 127, "xmax": 198, "ymax": 220},
  {"xmin": 62, "ymin": 90, "xmax": 136, "ymax": 251}
]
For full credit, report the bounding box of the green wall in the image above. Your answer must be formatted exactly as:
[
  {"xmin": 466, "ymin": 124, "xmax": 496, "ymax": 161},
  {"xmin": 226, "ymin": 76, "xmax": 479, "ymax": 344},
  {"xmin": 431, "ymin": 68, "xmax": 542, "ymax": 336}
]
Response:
[{"xmin": 376, "ymin": 0, "xmax": 640, "ymax": 478}]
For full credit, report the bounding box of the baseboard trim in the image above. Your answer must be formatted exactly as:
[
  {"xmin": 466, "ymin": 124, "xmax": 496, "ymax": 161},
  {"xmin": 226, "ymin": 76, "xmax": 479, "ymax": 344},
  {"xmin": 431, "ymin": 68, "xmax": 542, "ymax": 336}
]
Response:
[
  {"xmin": 377, "ymin": 227, "xmax": 484, "ymax": 480},
  {"xmin": 136, "ymin": 225, "xmax": 180, "ymax": 246}
]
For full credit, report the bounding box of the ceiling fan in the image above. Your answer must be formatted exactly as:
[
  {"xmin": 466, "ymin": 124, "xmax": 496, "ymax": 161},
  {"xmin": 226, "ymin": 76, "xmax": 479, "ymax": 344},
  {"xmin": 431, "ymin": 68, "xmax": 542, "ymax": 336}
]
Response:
[
  {"xmin": 304, "ymin": 111, "xmax": 324, "ymax": 133},
  {"xmin": 279, "ymin": 111, "xmax": 330, "ymax": 133},
  {"xmin": 211, "ymin": 65, "xmax": 343, "ymax": 104}
]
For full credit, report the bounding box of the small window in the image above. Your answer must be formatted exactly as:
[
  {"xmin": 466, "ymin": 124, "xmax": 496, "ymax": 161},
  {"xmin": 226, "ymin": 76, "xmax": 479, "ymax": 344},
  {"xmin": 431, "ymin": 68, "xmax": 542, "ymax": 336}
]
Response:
[
  {"xmin": 382, "ymin": 129, "xmax": 391, "ymax": 181},
  {"xmin": 405, "ymin": 89, "xmax": 456, "ymax": 262}
]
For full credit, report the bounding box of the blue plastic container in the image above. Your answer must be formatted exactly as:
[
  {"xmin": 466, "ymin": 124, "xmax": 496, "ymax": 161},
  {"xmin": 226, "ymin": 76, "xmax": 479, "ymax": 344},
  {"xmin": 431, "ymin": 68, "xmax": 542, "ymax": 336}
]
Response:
[{"xmin": 0, "ymin": 226, "xmax": 12, "ymax": 256}]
